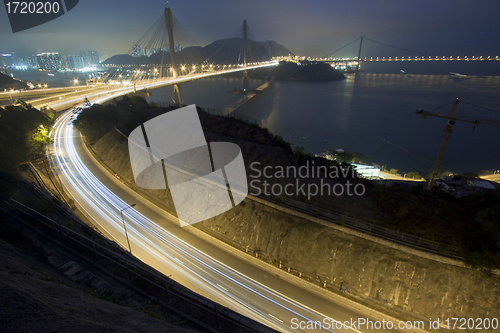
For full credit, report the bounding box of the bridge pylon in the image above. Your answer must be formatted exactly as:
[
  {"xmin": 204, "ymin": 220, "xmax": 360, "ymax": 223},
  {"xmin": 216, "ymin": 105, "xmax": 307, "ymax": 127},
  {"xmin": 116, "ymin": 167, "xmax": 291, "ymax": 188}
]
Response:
[
  {"xmin": 242, "ymin": 19, "xmax": 249, "ymax": 93},
  {"xmin": 165, "ymin": 8, "xmax": 182, "ymax": 107},
  {"xmin": 268, "ymin": 40, "xmax": 272, "ymax": 78}
]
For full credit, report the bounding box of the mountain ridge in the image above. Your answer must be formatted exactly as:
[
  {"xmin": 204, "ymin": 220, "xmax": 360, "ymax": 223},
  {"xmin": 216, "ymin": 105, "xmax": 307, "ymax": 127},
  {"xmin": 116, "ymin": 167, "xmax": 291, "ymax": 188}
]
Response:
[{"xmin": 102, "ymin": 38, "xmax": 293, "ymax": 65}]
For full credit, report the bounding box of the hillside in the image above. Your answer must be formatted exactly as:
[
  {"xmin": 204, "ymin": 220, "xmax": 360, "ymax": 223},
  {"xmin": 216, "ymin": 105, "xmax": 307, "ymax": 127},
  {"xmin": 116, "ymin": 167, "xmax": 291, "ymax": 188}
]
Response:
[
  {"xmin": 0, "ymin": 72, "xmax": 29, "ymax": 91},
  {"xmin": 245, "ymin": 60, "xmax": 346, "ymax": 80},
  {"xmin": 74, "ymin": 97, "xmax": 500, "ymax": 252},
  {"xmin": 77, "ymin": 100, "xmax": 500, "ymax": 327},
  {"xmin": 0, "ymin": 97, "xmax": 274, "ymax": 332},
  {"xmin": 0, "ymin": 175, "xmax": 199, "ymax": 333},
  {"xmin": 0, "ymin": 170, "xmax": 274, "ymax": 333}
]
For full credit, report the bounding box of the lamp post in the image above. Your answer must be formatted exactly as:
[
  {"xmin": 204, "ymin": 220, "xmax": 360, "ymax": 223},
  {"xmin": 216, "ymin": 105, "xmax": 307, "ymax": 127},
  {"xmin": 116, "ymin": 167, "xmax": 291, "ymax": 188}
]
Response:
[
  {"xmin": 8, "ymin": 89, "xmax": 14, "ymax": 105},
  {"xmin": 120, "ymin": 203, "xmax": 136, "ymax": 254}
]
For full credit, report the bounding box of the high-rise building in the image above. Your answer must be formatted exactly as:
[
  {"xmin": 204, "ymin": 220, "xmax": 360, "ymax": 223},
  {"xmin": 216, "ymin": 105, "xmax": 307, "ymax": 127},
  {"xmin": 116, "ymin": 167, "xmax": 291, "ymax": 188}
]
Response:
[
  {"xmin": 67, "ymin": 56, "xmax": 86, "ymax": 69},
  {"xmin": 79, "ymin": 51, "xmax": 89, "ymax": 67},
  {"xmin": 1, "ymin": 53, "xmax": 16, "ymax": 68},
  {"xmin": 36, "ymin": 52, "xmax": 63, "ymax": 71},
  {"xmin": 87, "ymin": 50, "xmax": 99, "ymax": 65},
  {"xmin": 164, "ymin": 44, "xmax": 183, "ymax": 53},
  {"xmin": 13, "ymin": 56, "xmax": 32, "ymax": 70},
  {"xmin": 13, "ymin": 55, "xmax": 39, "ymax": 69},
  {"xmin": 132, "ymin": 45, "xmax": 141, "ymax": 57},
  {"xmin": 27, "ymin": 55, "xmax": 39, "ymax": 69}
]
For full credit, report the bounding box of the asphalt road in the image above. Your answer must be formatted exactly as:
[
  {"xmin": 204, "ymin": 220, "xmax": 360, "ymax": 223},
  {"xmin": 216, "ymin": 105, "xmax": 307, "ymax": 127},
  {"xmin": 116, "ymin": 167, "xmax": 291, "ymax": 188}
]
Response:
[
  {"xmin": 2, "ymin": 62, "xmax": 278, "ymax": 111},
  {"xmin": 48, "ymin": 105, "xmax": 423, "ymax": 333}
]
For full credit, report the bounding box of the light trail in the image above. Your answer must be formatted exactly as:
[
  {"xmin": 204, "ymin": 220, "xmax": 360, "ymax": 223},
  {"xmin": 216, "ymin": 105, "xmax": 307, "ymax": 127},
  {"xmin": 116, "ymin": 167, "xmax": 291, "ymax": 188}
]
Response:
[
  {"xmin": 48, "ymin": 102, "xmax": 415, "ymax": 333},
  {"xmin": 30, "ymin": 61, "xmax": 279, "ymax": 111}
]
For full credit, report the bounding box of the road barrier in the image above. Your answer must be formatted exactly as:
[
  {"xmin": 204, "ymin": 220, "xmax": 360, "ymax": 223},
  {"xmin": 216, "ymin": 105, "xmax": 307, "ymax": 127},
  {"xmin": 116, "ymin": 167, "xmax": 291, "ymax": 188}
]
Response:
[
  {"xmin": 1, "ymin": 185, "xmax": 277, "ymax": 333},
  {"xmin": 181, "ymin": 103, "xmax": 462, "ymax": 258},
  {"xmin": 256, "ymin": 192, "xmax": 461, "ymax": 258}
]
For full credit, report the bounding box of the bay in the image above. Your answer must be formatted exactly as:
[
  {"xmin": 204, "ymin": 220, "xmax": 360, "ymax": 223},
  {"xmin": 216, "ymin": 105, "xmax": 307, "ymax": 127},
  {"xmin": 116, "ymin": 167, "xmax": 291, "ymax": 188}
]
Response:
[{"xmin": 148, "ymin": 62, "xmax": 500, "ymax": 175}]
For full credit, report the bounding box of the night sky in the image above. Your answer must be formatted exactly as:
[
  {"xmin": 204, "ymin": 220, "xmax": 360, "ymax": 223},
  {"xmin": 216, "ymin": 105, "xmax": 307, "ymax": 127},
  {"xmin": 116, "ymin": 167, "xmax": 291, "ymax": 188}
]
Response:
[{"xmin": 1, "ymin": 0, "xmax": 500, "ymax": 60}]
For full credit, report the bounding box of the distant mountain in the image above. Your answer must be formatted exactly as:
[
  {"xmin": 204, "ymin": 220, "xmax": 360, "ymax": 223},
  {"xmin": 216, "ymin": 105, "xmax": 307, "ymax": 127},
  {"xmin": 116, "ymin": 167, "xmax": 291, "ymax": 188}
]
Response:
[
  {"xmin": 258, "ymin": 40, "xmax": 293, "ymax": 58},
  {"xmin": 102, "ymin": 38, "xmax": 293, "ymax": 65}
]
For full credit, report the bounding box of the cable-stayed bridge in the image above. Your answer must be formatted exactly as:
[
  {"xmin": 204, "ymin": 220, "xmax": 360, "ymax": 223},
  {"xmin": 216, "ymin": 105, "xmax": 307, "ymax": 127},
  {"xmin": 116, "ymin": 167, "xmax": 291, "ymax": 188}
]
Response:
[
  {"xmin": 3, "ymin": 8, "xmax": 278, "ymax": 110},
  {"xmin": 3, "ymin": 8, "xmax": 499, "ymax": 333},
  {"xmin": 307, "ymin": 36, "xmax": 500, "ymax": 73},
  {"xmin": 4, "ymin": 11, "xmax": 500, "ymax": 110}
]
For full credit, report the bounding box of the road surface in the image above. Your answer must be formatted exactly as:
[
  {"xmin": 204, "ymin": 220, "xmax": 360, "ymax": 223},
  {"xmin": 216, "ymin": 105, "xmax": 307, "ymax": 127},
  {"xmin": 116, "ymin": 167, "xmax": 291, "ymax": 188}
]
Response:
[{"xmin": 48, "ymin": 106, "xmax": 425, "ymax": 333}]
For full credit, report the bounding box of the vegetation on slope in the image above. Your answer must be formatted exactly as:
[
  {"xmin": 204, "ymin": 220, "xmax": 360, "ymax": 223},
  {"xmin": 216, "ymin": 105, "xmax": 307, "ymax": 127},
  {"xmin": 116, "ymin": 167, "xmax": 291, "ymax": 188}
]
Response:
[
  {"xmin": 0, "ymin": 72, "xmax": 29, "ymax": 91},
  {"xmin": 230, "ymin": 60, "xmax": 345, "ymax": 81},
  {"xmin": 271, "ymin": 60, "xmax": 345, "ymax": 81},
  {"xmin": 74, "ymin": 96, "xmax": 500, "ymax": 271},
  {"xmin": 0, "ymin": 101, "xmax": 55, "ymax": 173}
]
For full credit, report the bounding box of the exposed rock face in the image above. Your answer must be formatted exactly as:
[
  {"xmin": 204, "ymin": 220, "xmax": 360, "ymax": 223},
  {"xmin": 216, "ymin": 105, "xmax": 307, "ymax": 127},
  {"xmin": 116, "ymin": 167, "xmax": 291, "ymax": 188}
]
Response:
[{"xmin": 92, "ymin": 128, "xmax": 500, "ymax": 324}]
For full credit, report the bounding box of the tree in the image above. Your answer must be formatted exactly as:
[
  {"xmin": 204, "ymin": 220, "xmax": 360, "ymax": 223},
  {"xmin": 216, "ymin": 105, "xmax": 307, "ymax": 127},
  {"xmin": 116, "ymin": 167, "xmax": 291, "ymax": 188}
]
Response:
[
  {"xmin": 293, "ymin": 146, "xmax": 305, "ymax": 155},
  {"xmin": 334, "ymin": 151, "xmax": 364, "ymax": 163},
  {"xmin": 462, "ymin": 172, "xmax": 479, "ymax": 184},
  {"xmin": 74, "ymin": 96, "xmax": 150, "ymax": 144},
  {"xmin": 439, "ymin": 170, "xmax": 454, "ymax": 178},
  {"xmin": 0, "ymin": 103, "xmax": 53, "ymax": 172},
  {"xmin": 407, "ymin": 172, "xmax": 422, "ymax": 179},
  {"xmin": 462, "ymin": 203, "xmax": 500, "ymax": 272},
  {"xmin": 27, "ymin": 125, "xmax": 50, "ymax": 159}
]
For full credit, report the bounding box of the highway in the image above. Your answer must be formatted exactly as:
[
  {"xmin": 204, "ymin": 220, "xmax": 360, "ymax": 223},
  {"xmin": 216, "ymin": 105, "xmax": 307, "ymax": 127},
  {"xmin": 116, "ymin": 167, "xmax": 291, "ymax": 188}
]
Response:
[
  {"xmin": 47, "ymin": 94, "xmax": 421, "ymax": 333},
  {"xmin": 0, "ymin": 84, "xmax": 105, "ymax": 108},
  {"xmin": 2, "ymin": 61, "xmax": 278, "ymax": 111}
]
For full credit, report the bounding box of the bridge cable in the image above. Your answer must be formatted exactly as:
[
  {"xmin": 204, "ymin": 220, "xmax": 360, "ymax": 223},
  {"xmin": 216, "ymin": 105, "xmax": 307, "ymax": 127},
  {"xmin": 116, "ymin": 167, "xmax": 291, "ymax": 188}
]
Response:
[
  {"xmin": 324, "ymin": 37, "xmax": 361, "ymax": 58},
  {"xmin": 363, "ymin": 37, "xmax": 428, "ymax": 55},
  {"xmin": 203, "ymin": 23, "xmax": 244, "ymax": 63},
  {"xmin": 243, "ymin": 23, "xmax": 265, "ymax": 63}
]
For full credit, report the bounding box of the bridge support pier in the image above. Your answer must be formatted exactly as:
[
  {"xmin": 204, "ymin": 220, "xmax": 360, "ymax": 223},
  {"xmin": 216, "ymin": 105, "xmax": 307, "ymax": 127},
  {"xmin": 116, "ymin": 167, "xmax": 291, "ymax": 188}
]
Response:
[
  {"xmin": 356, "ymin": 36, "xmax": 364, "ymax": 74},
  {"xmin": 243, "ymin": 70, "xmax": 249, "ymax": 93},
  {"xmin": 172, "ymin": 84, "xmax": 182, "ymax": 107},
  {"xmin": 165, "ymin": 8, "xmax": 182, "ymax": 107}
]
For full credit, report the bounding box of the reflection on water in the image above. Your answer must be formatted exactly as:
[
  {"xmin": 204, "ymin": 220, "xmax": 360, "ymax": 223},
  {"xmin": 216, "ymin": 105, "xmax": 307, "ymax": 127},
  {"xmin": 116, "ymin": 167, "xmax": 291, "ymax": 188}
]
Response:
[
  {"xmin": 147, "ymin": 77, "xmax": 266, "ymax": 112},
  {"xmin": 149, "ymin": 73, "xmax": 500, "ymax": 175}
]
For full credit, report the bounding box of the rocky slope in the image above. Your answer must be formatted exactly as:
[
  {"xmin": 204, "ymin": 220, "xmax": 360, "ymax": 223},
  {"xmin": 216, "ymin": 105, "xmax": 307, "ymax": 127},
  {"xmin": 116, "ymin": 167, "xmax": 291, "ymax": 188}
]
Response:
[{"xmin": 90, "ymin": 124, "xmax": 500, "ymax": 328}]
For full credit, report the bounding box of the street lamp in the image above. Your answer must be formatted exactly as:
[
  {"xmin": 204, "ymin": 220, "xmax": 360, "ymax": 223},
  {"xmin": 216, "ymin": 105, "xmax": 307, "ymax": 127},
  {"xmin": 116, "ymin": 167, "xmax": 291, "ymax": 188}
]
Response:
[
  {"xmin": 120, "ymin": 203, "xmax": 136, "ymax": 254},
  {"xmin": 8, "ymin": 89, "xmax": 14, "ymax": 104}
]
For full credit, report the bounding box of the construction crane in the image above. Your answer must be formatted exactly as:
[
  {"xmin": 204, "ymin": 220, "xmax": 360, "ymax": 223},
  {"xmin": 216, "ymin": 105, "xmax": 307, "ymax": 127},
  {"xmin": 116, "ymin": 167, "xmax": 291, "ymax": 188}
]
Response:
[{"xmin": 416, "ymin": 98, "xmax": 500, "ymax": 189}]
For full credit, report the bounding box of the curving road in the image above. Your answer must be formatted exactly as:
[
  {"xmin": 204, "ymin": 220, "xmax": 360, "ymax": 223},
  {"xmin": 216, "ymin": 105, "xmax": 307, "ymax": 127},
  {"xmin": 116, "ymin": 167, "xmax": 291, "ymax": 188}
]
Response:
[{"xmin": 48, "ymin": 102, "xmax": 422, "ymax": 333}]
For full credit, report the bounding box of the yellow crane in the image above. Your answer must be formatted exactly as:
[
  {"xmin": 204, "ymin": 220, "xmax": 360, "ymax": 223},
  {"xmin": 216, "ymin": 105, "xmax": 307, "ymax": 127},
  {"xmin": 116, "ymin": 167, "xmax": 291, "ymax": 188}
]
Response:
[{"xmin": 416, "ymin": 98, "xmax": 500, "ymax": 189}]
